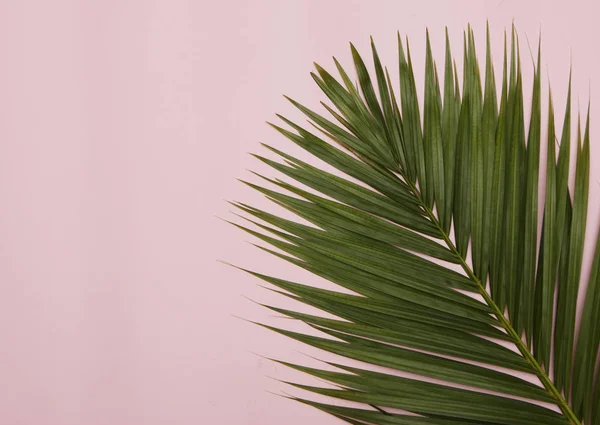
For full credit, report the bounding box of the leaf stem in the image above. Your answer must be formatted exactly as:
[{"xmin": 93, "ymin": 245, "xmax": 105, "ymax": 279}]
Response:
[{"xmin": 406, "ymin": 180, "xmax": 581, "ymax": 425}]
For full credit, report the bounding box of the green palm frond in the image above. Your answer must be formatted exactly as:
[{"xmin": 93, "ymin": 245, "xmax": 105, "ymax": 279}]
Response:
[{"xmin": 229, "ymin": 24, "xmax": 598, "ymax": 425}]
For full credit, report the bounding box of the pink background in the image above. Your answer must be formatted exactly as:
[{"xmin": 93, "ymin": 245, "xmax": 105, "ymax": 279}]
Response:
[{"xmin": 0, "ymin": 1, "xmax": 598, "ymax": 424}]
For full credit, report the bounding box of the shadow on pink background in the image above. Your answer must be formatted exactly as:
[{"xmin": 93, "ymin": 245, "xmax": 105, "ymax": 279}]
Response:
[{"xmin": 0, "ymin": 1, "xmax": 598, "ymax": 424}]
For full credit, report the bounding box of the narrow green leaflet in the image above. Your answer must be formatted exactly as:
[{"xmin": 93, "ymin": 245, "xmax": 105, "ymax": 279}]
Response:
[
  {"xmin": 467, "ymin": 27, "xmax": 484, "ymax": 280},
  {"xmin": 370, "ymin": 38, "xmax": 404, "ymax": 166},
  {"xmin": 533, "ymin": 89, "xmax": 557, "ymax": 369},
  {"xmin": 554, "ymin": 110, "xmax": 590, "ymax": 394},
  {"xmin": 519, "ymin": 37, "xmax": 541, "ymax": 343},
  {"xmin": 534, "ymin": 72, "xmax": 572, "ymax": 370},
  {"xmin": 452, "ymin": 35, "xmax": 471, "ymax": 257},
  {"xmin": 423, "ymin": 30, "xmax": 445, "ymax": 220},
  {"xmin": 502, "ymin": 28, "xmax": 526, "ymax": 325},
  {"xmin": 478, "ymin": 23, "xmax": 498, "ymax": 281},
  {"xmin": 440, "ymin": 28, "xmax": 459, "ymax": 234},
  {"xmin": 488, "ymin": 32, "xmax": 509, "ymax": 310},
  {"xmin": 398, "ymin": 34, "xmax": 427, "ymax": 195}
]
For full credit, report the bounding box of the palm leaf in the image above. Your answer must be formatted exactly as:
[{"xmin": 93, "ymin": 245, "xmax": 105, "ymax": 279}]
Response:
[{"xmin": 228, "ymin": 24, "xmax": 597, "ymax": 425}]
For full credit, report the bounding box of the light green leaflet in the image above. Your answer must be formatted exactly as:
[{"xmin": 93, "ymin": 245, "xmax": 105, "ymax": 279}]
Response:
[{"xmin": 228, "ymin": 24, "xmax": 596, "ymax": 425}]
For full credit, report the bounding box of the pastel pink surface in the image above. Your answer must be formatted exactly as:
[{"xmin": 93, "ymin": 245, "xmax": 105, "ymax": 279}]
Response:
[{"xmin": 0, "ymin": 1, "xmax": 598, "ymax": 424}]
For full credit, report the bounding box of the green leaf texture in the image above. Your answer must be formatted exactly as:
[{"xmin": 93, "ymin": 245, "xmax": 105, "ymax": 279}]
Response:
[{"xmin": 229, "ymin": 25, "xmax": 596, "ymax": 425}]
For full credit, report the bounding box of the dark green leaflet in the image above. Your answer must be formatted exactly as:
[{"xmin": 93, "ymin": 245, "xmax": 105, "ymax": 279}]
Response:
[
  {"xmin": 518, "ymin": 36, "xmax": 541, "ymax": 344},
  {"xmin": 467, "ymin": 27, "xmax": 484, "ymax": 281},
  {"xmin": 533, "ymin": 89, "xmax": 557, "ymax": 369},
  {"xmin": 554, "ymin": 110, "xmax": 590, "ymax": 394},
  {"xmin": 501, "ymin": 28, "xmax": 526, "ymax": 327},
  {"xmin": 423, "ymin": 30, "xmax": 445, "ymax": 223},
  {"xmin": 398, "ymin": 34, "xmax": 426, "ymax": 190},
  {"xmin": 440, "ymin": 28, "xmax": 460, "ymax": 234},
  {"xmin": 488, "ymin": 32, "xmax": 509, "ymax": 311},
  {"xmin": 452, "ymin": 33, "xmax": 471, "ymax": 258},
  {"xmin": 478, "ymin": 24, "xmax": 498, "ymax": 282}
]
